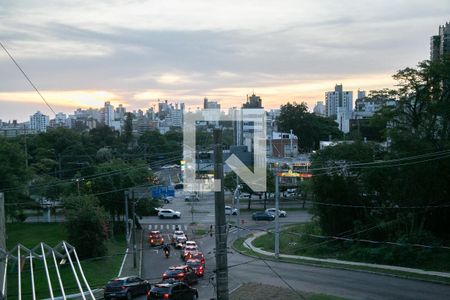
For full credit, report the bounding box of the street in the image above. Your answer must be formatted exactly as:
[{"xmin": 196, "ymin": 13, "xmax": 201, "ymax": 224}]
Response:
[{"xmin": 136, "ymin": 190, "xmax": 450, "ymax": 300}]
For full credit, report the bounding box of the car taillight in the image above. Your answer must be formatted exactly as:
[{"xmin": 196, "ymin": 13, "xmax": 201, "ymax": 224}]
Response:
[
  {"xmin": 163, "ymin": 273, "xmax": 167, "ymax": 277},
  {"xmin": 162, "ymin": 238, "xmax": 164, "ymax": 242},
  {"xmin": 177, "ymin": 272, "xmax": 185, "ymax": 277},
  {"xmin": 151, "ymin": 239, "xmax": 154, "ymax": 243},
  {"xmin": 163, "ymin": 293, "xmax": 169, "ymax": 299}
]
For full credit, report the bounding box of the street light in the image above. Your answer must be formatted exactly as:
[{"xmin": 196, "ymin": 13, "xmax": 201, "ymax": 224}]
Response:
[{"xmin": 72, "ymin": 178, "xmax": 85, "ymax": 195}]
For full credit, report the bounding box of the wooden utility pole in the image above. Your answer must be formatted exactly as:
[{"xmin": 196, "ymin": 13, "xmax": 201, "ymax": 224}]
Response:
[{"xmin": 213, "ymin": 129, "xmax": 229, "ymax": 300}]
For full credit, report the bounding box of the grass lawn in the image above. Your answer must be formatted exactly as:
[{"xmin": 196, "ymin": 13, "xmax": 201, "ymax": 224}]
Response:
[
  {"xmin": 5, "ymin": 223, "xmax": 126, "ymax": 299},
  {"xmin": 252, "ymin": 223, "xmax": 450, "ymax": 273}
]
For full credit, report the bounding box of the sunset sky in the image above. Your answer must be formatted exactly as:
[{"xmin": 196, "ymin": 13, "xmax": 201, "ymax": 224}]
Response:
[{"xmin": 1, "ymin": 0, "xmax": 449, "ymax": 121}]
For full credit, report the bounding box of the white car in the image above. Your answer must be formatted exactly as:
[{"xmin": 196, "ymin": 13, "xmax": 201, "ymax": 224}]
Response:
[
  {"xmin": 225, "ymin": 206, "xmax": 238, "ymax": 215},
  {"xmin": 158, "ymin": 209, "xmax": 181, "ymax": 219},
  {"xmin": 175, "ymin": 235, "xmax": 187, "ymax": 249},
  {"xmin": 265, "ymin": 208, "xmax": 287, "ymax": 217},
  {"xmin": 185, "ymin": 241, "xmax": 197, "ymax": 248}
]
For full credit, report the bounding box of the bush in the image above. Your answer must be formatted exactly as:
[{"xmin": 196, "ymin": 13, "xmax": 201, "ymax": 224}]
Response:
[{"xmin": 64, "ymin": 195, "xmax": 110, "ymax": 259}]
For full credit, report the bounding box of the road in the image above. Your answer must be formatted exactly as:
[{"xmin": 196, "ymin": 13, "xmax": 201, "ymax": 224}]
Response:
[{"xmin": 137, "ymin": 190, "xmax": 450, "ymax": 300}]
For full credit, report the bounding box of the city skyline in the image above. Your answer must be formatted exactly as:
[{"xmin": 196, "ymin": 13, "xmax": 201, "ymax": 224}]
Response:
[{"xmin": 1, "ymin": 0, "xmax": 449, "ymax": 121}]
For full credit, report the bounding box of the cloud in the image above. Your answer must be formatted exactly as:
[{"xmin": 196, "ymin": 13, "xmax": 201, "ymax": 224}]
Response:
[{"xmin": 0, "ymin": 0, "xmax": 449, "ymax": 121}]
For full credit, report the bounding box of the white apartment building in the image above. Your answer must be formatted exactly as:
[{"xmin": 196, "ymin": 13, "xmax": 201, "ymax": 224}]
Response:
[{"xmin": 30, "ymin": 111, "xmax": 49, "ymax": 133}]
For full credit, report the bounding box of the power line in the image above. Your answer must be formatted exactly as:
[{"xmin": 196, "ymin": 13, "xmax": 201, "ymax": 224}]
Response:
[
  {"xmin": 305, "ymin": 200, "xmax": 450, "ymax": 209},
  {"xmin": 0, "ymin": 41, "xmax": 56, "ymax": 116}
]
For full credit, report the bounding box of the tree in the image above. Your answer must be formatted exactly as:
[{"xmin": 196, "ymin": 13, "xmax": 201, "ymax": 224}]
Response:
[
  {"xmin": 123, "ymin": 112, "xmax": 134, "ymax": 147},
  {"xmin": 64, "ymin": 195, "xmax": 110, "ymax": 258},
  {"xmin": 277, "ymin": 102, "xmax": 340, "ymax": 151}
]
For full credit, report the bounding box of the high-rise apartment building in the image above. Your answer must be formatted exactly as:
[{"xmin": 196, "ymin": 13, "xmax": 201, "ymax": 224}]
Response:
[
  {"xmin": 431, "ymin": 22, "xmax": 450, "ymax": 61},
  {"xmin": 325, "ymin": 84, "xmax": 353, "ymax": 117},
  {"xmin": 30, "ymin": 111, "xmax": 49, "ymax": 133},
  {"xmin": 103, "ymin": 101, "xmax": 115, "ymax": 126},
  {"xmin": 203, "ymin": 98, "xmax": 220, "ymax": 109}
]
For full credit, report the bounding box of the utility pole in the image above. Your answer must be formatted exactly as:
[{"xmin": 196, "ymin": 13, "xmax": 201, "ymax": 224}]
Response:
[
  {"xmin": 0, "ymin": 192, "xmax": 5, "ymax": 296},
  {"xmin": 275, "ymin": 166, "xmax": 280, "ymax": 258},
  {"xmin": 213, "ymin": 129, "xmax": 229, "ymax": 300},
  {"xmin": 234, "ymin": 177, "xmax": 241, "ymax": 238},
  {"xmin": 131, "ymin": 189, "xmax": 137, "ymax": 269},
  {"xmin": 124, "ymin": 191, "xmax": 129, "ymax": 243}
]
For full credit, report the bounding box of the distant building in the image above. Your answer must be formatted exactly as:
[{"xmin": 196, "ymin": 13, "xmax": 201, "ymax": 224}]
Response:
[
  {"xmin": 115, "ymin": 104, "xmax": 126, "ymax": 121},
  {"xmin": 50, "ymin": 112, "xmax": 68, "ymax": 128},
  {"xmin": 431, "ymin": 22, "xmax": 450, "ymax": 61},
  {"xmin": 203, "ymin": 98, "xmax": 220, "ymax": 109},
  {"xmin": 243, "ymin": 93, "xmax": 263, "ymax": 109},
  {"xmin": 270, "ymin": 131, "xmax": 298, "ymax": 158},
  {"xmin": 103, "ymin": 101, "xmax": 115, "ymax": 126},
  {"xmin": 313, "ymin": 101, "xmax": 326, "ymax": 117},
  {"xmin": 30, "ymin": 111, "xmax": 49, "ymax": 133},
  {"xmin": 325, "ymin": 84, "xmax": 353, "ymax": 117}
]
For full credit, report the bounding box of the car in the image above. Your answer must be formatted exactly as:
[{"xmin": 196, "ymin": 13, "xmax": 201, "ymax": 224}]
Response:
[
  {"xmin": 104, "ymin": 276, "xmax": 150, "ymax": 300},
  {"xmin": 175, "ymin": 235, "xmax": 188, "ymax": 249},
  {"xmin": 148, "ymin": 231, "xmax": 165, "ymax": 246},
  {"xmin": 252, "ymin": 212, "xmax": 275, "ymax": 221},
  {"xmin": 185, "ymin": 241, "xmax": 197, "ymax": 248},
  {"xmin": 184, "ymin": 195, "xmax": 199, "ymax": 202},
  {"xmin": 147, "ymin": 282, "xmax": 198, "ymax": 300},
  {"xmin": 265, "ymin": 208, "xmax": 288, "ymax": 217},
  {"xmin": 186, "ymin": 259, "xmax": 205, "ymax": 277},
  {"xmin": 181, "ymin": 246, "xmax": 198, "ymax": 260},
  {"xmin": 225, "ymin": 206, "xmax": 238, "ymax": 215},
  {"xmin": 162, "ymin": 265, "xmax": 198, "ymax": 285},
  {"xmin": 189, "ymin": 252, "xmax": 205, "ymax": 267},
  {"xmin": 240, "ymin": 193, "xmax": 251, "ymax": 199},
  {"xmin": 158, "ymin": 209, "xmax": 181, "ymax": 219},
  {"xmin": 163, "ymin": 196, "xmax": 174, "ymax": 204},
  {"xmin": 171, "ymin": 230, "xmax": 186, "ymax": 244}
]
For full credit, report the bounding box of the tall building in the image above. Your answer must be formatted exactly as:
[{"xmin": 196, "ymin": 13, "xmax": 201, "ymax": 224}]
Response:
[
  {"xmin": 431, "ymin": 22, "xmax": 450, "ymax": 61},
  {"xmin": 203, "ymin": 98, "xmax": 220, "ymax": 109},
  {"xmin": 115, "ymin": 104, "xmax": 126, "ymax": 121},
  {"xmin": 313, "ymin": 101, "xmax": 326, "ymax": 117},
  {"xmin": 243, "ymin": 93, "xmax": 263, "ymax": 109},
  {"xmin": 30, "ymin": 111, "xmax": 49, "ymax": 133},
  {"xmin": 325, "ymin": 84, "xmax": 353, "ymax": 117},
  {"xmin": 103, "ymin": 101, "xmax": 115, "ymax": 126}
]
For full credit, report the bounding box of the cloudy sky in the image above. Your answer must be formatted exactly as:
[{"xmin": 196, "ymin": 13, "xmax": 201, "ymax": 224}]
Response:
[{"xmin": 0, "ymin": 0, "xmax": 449, "ymax": 121}]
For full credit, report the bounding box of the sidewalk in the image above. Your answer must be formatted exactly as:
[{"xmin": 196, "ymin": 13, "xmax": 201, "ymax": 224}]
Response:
[
  {"xmin": 244, "ymin": 231, "xmax": 450, "ymax": 279},
  {"xmin": 118, "ymin": 229, "xmax": 143, "ymax": 278}
]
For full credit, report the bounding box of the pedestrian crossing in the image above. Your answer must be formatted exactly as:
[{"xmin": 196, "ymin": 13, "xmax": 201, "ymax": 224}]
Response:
[{"xmin": 147, "ymin": 224, "xmax": 188, "ymax": 231}]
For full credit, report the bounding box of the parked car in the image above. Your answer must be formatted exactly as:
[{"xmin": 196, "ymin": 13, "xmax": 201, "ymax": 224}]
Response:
[
  {"xmin": 265, "ymin": 208, "xmax": 288, "ymax": 217},
  {"xmin": 252, "ymin": 212, "xmax": 275, "ymax": 221},
  {"xmin": 225, "ymin": 206, "xmax": 238, "ymax": 215},
  {"xmin": 174, "ymin": 183, "xmax": 184, "ymax": 190},
  {"xmin": 162, "ymin": 265, "xmax": 198, "ymax": 285},
  {"xmin": 186, "ymin": 259, "xmax": 205, "ymax": 277},
  {"xmin": 147, "ymin": 282, "xmax": 198, "ymax": 300},
  {"xmin": 158, "ymin": 209, "xmax": 181, "ymax": 219},
  {"xmin": 148, "ymin": 231, "xmax": 165, "ymax": 246},
  {"xmin": 104, "ymin": 276, "xmax": 150, "ymax": 300}
]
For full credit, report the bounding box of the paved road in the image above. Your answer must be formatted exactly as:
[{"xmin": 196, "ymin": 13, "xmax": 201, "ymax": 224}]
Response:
[{"xmin": 138, "ymin": 190, "xmax": 450, "ymax": 300}]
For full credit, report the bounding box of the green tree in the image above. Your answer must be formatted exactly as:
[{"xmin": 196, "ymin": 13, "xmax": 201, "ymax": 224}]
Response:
[
  {"xmin": 64, "ymin": 194, "xmax": 110, "ymax": 258},
  {"xmin": 277, "ymin": 102, "xmax": 340, "ymax": 151}
]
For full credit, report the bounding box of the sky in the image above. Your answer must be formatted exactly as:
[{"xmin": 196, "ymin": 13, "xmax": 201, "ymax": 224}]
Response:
[{"xmin": 0, "ymin": 0, "xmax": 449, "ymax": 122}]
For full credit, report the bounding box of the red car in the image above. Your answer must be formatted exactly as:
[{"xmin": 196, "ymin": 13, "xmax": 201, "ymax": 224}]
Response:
[
  {"xmin": 190, "ymin": 252, "xmax": 205, "ymax": 267},
  {"xmin": 148, "ymin": 230, "xmax": 164, "ymax": 246},
  {"xmin": 186, "ymin": 259, "xmax": 204, "ymax": 277}
]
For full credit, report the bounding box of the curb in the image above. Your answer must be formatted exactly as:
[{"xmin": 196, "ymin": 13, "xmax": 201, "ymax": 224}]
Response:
[{"xmin": 244, "ymin": 232, "xmax": 450, "ymax": 279}]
